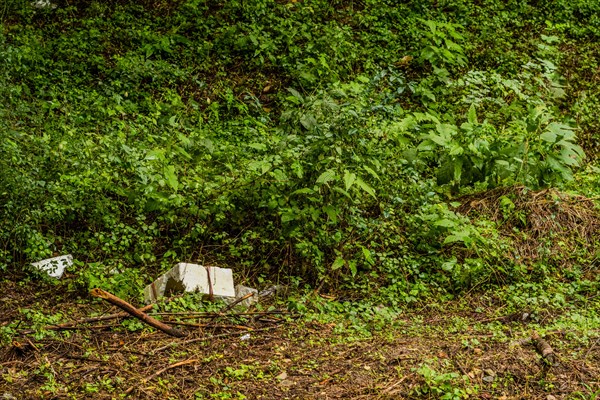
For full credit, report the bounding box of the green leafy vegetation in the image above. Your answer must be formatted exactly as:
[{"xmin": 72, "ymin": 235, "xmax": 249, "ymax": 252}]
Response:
[{"xmin": 1, "ymin": 0, "xmax": 599, "ymax": 313}]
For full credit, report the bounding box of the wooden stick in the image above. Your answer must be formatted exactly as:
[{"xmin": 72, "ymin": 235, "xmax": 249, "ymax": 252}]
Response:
[
  {"xmin": 125, "ymin": 359, "xmax": 198, "ymax": 395},
  {"xmin": 531, "ymin": 331, "xmax": 555, "ymax": 365},
  {"xmin": 220, "ymin": 292, "xmax": 255, "ymax": 313},
  {"xmin": 90, "ymin": 288, "xmax": 185, "ymax": 338}
]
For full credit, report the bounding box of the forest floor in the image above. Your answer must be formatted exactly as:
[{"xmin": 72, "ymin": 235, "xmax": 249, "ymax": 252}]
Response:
[{"xmin": 1, "ymin": 279, "xmax": 599, "ymax": 400}]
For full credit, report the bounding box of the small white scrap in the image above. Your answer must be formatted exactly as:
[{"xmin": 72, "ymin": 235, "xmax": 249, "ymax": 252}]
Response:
[
  {"xmin": 31, "ymin": 254, "xmax": 72, "ymax": 278},
  {"xmin": 240, "ymin": 333, "xmax": 251, "ymax": 341},
  {"xmin": 31, "ymin": 0, "xmax": 57, "ymax": 9}
]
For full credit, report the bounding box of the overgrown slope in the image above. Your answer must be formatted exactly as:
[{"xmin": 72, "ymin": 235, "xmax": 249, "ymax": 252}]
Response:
[{"xmin": 1, "ymin": 0, "xmax": 599, "ymax": 301}]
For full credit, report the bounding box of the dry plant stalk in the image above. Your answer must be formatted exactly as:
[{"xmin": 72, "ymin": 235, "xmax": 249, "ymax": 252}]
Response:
[{"xmin": 124, "ymin": 359, "xmax": 198, "ymax": 395}]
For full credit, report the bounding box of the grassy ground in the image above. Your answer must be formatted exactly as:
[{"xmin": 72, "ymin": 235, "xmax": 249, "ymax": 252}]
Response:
[{"xmin": 1, "ymin": 278, "xmax": 599, "ymax": 399}]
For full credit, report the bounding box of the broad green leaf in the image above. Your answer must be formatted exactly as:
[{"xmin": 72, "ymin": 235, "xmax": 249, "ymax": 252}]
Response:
[
  {"xmin": 547, "ymin": 122, "xmax": 575, "ymax": 140},
  {"xmin": 355, "ymin": 177, "xmax": 376, "ymax": 198},
  {"xmin": 434, "ymin": 219, "xmax": 457, "ymax": 228},
  {"xmin": 300, "ymin": 114, "xmax": 317, "ymax": 130},
  {"xmin": 145, "ymin": 149, "xmax": 165, "ymax": 161},
  {"xmin": 332, "ymin": 186, "xmax": 353, "ymax": 199},
  {"xmin": 362, "ymin": 247, "xmax": 374, "ymax": 265},
  {"xmin": 247, "ymin": 160, "xmax": 271, "ymax": 174},
  {"xmin": 323, "ymin": 205, "xmax": 338, "ymax": 223},
  {"xmin": 349, "ymin": 260, "xmax": 357, "ymax": 277},
  {"xmin": 343, "ymin": 170, "xmax": 357, "ymax": 190},
  {"xmin": 248, "ymin": 142, "xmax": 267, "ymax": 151},
  {"xmin": 428, "ymin": 134, "xmax": 450, "ymax": 146},
  {"xmin": 331, "ymin": 256, "xmax": 345, "ymax": 270},
  {"xmin": 437, "ymin": 123, "xmax": 458, "ymax": 137},
  {"xmin": 272, "ymin": 169, "xmax": 288, "ymax": 182},
  {"xmin": 173, "ymin": 145, "xmax": 192, "ymax": 160},
  {"xmin": 449, "ymin": 143, "xmax": 464, "ymax": 156},
  {"xmin": 453, "ymin": 159, "xmax": 463, "ymax": 182},
  {"xmin": 199, "ymin": 138, "xmax": 214, "ymax": 153},
  {"xmin": 291, "ymin": 188, "xmax": 315, "ymax": 196},
  {"xmin": 163, "ymin": 165, "xmax": 178, "ymax": 191},
  {"xmin": 443, "ymin": 234, "xmax": 466, "ymax": 244},
  {"xmin": 362, "ymin": 165, "xmax": 380, "ymax": 181},
  {"xmin": 286, "ymin": 87, "xmax": 304, "ymax": 103},
  {"xmin": 413, "ymin": 112, "xmax": 440, "ymax": 124},
  {"xmin": 316, "ymin": 169, "xmax": 336, "ymax": 185},
  {"xmin": 441, "ymin": 257, "xmax": 457, "ymax": 271},
  {"xmin": 467, "ymin": 104, "xmax": 478, "ymax": 124},
  {"xmin": 281, "ymin": 212, "xmax": 298, "ymax": 223},
  {"xmin": 417, "ymin": 140, "xmax": 436, "ymax": 151}
]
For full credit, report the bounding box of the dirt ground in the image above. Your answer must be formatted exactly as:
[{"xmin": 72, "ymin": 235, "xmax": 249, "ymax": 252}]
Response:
[{"xmin": 1, "ymin": 279, "xmax": 599, "ymax": 399}]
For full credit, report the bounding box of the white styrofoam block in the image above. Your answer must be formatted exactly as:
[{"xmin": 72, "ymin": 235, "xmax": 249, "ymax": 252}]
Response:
[
  {"xmin": 144, "ymin": 263, "xmax": 235, "ymax": 303},
  {"xmin": 31, "ymin": 255, "xmax": 72, "ymax": 278}
]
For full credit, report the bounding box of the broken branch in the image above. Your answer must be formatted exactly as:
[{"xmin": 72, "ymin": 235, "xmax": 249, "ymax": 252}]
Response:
[
  {"xmin": 90, "ymin": 288, "xmax": 185, "ymax": 338},
  {"xmin": 531, "ymin": 331, "xmax": 555, "ymax": 365},
  {"xmin": 220, "ymin": 292, "xmax": 255, "ymax": 313}
]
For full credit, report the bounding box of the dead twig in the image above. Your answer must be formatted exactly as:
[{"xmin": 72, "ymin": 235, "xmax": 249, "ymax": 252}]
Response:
[
  {"xmin": 90, "ymin": 288, "xmax": 185, "ymax": 338},
  {"xmin": 381, "ymin": 375, "xmax": 410, "ymax": 394},
  {"xmin": 151, "ymin": 325, "xmax": 282, "ymax": 354},
  {"xmin": 220, "ymin": 292, "xmax": 255, "ymax": 313},
  {"xmin": 47, "ymin": 305, "xmax": 154, "ymax": 330},
  {"xmin": 124, "ymin": 358, "xmax": 198, "ymax": 395},
  {"xmin": 584, "ymin": 336, "xmax": 600, "ymax": 359},
  {"xmin": 162, "ymin": 321, "xmax": 254, "ymax": 330},
  {"xmin": 19, "ymin": 323, "xmax": 125, "ymax": 335}
]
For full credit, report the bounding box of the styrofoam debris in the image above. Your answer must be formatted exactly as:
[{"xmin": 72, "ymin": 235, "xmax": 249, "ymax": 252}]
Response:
[
  {"xmin": 31, "ymin": 254, "xmax": 72, "ymax": 278},
  {"xmin": 144, "ymin": 263, "xmax": 235, "ymax": 303}
]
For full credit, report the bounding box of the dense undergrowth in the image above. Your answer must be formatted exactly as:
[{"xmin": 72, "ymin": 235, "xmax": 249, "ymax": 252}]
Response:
[{"xmin": 1, "ymin": 0, "xmax": 599, "ymax": 301}]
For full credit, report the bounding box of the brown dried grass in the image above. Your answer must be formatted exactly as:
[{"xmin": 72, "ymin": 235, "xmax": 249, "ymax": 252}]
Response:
[{"xmin": 456, "ymin": 186, "xmax": 600, "ymax": 266}]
